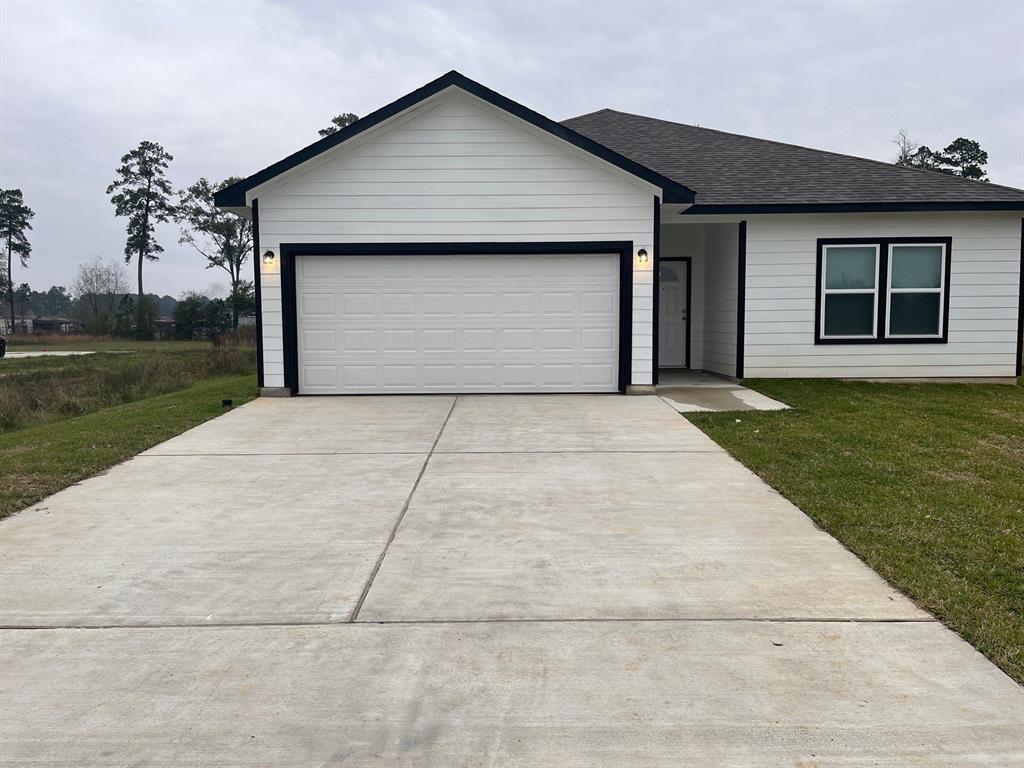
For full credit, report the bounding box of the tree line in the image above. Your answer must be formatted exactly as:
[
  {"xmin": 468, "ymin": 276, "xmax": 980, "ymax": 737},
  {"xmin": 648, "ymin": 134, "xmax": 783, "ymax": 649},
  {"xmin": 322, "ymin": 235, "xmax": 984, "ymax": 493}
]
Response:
[
  {"xmin": 1, "ymin": 147, "xmax": 256, "ymax": 340},
  {"xmin": 1, "ymin": 112, "xmax": 359, "ymax": 340},
  {"xmin": 892, "ymin": 131, "xmax": 989, "ymax": 181},
  {"xmin": 0, "ymin": 251, "xmax": 246, "ymax": 340},
  {"xmin": 1, "ymin": 113, "xmax": 361, "ymax": 340},
  {"xmin": 103, "ymin": 141, "xmax": 254, "ymax": 338}
]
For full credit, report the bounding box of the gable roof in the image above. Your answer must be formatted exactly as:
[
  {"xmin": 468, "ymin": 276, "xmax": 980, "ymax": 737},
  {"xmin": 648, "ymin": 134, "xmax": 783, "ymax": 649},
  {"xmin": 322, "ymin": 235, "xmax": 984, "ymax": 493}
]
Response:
[
  {"xmin": 214, "ymin": 72, "xmax": 696, "ymax": 208},
  {"xmin": 562, "ymin": 109, "xmax": 1024, "ymax": 213}
]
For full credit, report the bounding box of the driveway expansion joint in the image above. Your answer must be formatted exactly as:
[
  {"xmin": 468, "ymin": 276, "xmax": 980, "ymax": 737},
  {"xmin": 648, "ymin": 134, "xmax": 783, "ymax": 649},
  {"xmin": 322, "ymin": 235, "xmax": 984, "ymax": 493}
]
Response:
[
  {"xmin": 347, "ymin": 396, "xmax": 460, "ymax": 622},
  {"xmin": 0, "ymin": 617, "xmax": 940, "ymax": 631}
]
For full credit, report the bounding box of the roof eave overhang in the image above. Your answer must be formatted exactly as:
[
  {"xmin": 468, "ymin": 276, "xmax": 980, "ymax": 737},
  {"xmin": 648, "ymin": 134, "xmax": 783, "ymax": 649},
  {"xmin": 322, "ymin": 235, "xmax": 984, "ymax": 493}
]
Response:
[
  {"xmin": 215, "ymin": 71, "xmax": 696, "ymax": 209},
  {"xmin": 681, "ymin": 201, "xmax": 1024, "ymax": 215}
]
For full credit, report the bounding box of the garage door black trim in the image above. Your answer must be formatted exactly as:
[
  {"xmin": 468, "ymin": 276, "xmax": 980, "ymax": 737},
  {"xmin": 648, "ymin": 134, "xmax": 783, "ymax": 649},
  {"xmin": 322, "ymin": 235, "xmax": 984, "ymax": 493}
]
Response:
[{"xmin": 279, "ymin": 241, "xmax": 634, "ymax": 395}]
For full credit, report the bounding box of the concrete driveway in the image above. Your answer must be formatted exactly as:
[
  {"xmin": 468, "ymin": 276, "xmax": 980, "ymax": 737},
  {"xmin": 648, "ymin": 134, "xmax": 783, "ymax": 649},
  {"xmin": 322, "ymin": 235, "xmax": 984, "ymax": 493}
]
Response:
[{"xmin": 1, "ymin": 395, "xmax": 1021, "ymax": 765}]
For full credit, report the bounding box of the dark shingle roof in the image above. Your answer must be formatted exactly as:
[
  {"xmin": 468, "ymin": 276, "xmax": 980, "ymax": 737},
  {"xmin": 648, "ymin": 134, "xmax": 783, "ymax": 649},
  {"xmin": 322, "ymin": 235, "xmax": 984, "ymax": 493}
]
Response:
[{"xmin": 561, "ymin": 109, "xmax": 1024, "ymax": 211}]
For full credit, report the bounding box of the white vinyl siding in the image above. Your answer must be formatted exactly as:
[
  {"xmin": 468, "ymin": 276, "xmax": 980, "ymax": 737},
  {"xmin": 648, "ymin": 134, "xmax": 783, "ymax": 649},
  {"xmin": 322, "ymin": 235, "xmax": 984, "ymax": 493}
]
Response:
[
  {"xmin": 253, "ymin": 89, "xmax": 656, "ymax": 389},
  {"xmin": 743, "ymin": 213, "xmax": 1021, "ymax": 378},
  {"xmin": 702, "ymin": 224, "xmax": 740, "ymax": 377}
]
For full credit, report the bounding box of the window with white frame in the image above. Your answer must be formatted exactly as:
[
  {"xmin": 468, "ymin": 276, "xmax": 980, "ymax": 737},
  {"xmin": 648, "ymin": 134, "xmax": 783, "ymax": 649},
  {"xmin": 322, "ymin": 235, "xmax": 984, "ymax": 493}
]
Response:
[
  {"xmin": 820, "ymin": 244, "xmax": 880, "ymax": 339},
  {"xmin": 816, "ymin": 238, "xmax": 950, "ymax": 344},
  {"xmin": 886, "ymin": 244, "xmax": 946, "ymax": 338}
]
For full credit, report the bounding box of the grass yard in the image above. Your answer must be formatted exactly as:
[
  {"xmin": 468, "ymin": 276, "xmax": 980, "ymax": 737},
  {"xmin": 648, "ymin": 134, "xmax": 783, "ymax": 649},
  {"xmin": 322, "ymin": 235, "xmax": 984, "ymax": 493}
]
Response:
[
  {"xmin": 687, "ymin": 378, "xmax": 1024, "ymax": 683},
  {"xmin": 0, "ymin": 374, "xmax": 258, "ymax": 520},
  {"xmin": 0, "ymin": 339, "xmax": 258, "ymax": 519},
  {"xmin": 1, "ymin": 345, "xmax": 254, "ymax": 430}
]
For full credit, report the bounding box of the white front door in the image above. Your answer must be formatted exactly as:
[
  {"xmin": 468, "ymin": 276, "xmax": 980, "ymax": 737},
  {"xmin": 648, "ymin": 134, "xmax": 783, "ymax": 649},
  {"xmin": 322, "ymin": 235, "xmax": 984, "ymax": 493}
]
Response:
[
  {"xmin": 658, "ymin": 262, "xmax": 688, "ymax": 368},
  {"xmin": 294, "ymin": 251, "xmax": 620, "ymax": 394}
]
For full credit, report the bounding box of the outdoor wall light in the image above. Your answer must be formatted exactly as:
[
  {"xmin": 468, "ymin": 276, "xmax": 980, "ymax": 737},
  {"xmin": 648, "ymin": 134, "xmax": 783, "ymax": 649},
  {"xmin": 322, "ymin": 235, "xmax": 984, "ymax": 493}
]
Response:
[
  {"xmin": 637, "ymin": 248, "xmax": 649, "ymax": 264},
  {"xmin": 263, "ymin": 250, "xmax": 276, "ymax": 265}
]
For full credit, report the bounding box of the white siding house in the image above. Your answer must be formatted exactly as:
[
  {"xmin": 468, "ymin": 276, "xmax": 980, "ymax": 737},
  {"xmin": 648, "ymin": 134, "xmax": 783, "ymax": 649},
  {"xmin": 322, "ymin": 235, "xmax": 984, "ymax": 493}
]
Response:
[{"xmin": 217, "ymin": 72, "xmax": 1024, "ymax": 394}]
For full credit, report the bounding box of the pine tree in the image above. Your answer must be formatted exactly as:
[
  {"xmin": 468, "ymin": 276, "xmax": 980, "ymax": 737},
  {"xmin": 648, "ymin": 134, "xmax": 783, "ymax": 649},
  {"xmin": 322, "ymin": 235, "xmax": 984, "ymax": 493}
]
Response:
[
  {"xmin": 107, "ymin": 141, "xmax": 175, "ymax": 338},
  {"xmin": 0, "ymin": 189, "xmax": 35, "ymax": 333}
]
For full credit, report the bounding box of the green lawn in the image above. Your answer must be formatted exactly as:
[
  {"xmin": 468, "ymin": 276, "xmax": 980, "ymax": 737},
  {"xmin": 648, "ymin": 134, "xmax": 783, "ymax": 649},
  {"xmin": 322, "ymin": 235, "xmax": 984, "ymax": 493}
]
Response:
[
  {"xmin": 0, "ymin": 374, "xmax": 258, "ymax": 520},
  {"xmin": 686, "ymin": 379, "xmax": 1024, "ymax": 683}
]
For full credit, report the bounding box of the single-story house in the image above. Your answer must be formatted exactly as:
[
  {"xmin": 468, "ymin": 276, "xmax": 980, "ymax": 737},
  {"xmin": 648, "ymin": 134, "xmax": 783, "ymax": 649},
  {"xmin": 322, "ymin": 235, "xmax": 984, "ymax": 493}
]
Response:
[
  {"xmin": 32, "ymin": 316, "xmax": 82, "ymax": 334},
  {"xmin": 0, "ymin": 317, "xmax": 34, "ymax": 335},
  {"xmin": 154, "ymin": 317, "xmax": 177, "ymax": 340},
  {"xmin": 215, "ymin": 71, "xmax": 1024, "ymax": 395}
]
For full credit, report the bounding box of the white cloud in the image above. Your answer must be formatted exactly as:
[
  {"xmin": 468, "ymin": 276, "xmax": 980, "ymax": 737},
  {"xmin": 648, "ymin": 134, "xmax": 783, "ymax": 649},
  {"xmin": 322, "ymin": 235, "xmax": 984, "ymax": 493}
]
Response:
[{"xmin": 1, "ymin": 0, "xmax": 1021, "ymax": 295}]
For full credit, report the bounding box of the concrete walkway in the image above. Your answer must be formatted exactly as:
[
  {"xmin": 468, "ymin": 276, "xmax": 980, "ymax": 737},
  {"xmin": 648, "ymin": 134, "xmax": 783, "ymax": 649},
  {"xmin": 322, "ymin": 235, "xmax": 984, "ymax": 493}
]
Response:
[
  {"xmin": 657, "ymin": 370, "xmax": 790, "ymax": 412},
  {"xmin": 1, "ymin": 395, "xmax": 1021, "ymax": 765},
  {"xmin": 3, "ymin": 349, "xmax": 96, "ymax": 358}
]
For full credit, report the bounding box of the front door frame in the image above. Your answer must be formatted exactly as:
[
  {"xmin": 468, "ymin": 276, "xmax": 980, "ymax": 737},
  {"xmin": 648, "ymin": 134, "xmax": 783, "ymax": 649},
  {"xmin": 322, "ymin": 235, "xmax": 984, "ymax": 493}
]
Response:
[{"xmin": 658, "ymin": 256, "xmax": 692, "ymax": 370}]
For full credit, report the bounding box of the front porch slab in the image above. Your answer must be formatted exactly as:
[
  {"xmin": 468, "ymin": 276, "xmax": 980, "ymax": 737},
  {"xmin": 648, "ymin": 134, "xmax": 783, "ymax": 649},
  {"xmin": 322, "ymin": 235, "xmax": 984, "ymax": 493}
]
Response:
[{"xmin": 658, "ymin": 370, "xmax": 790, "ymax": 412}]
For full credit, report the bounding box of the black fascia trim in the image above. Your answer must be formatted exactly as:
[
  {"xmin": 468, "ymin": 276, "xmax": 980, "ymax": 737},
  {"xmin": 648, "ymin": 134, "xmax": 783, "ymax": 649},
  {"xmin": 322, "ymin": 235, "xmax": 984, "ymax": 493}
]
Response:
[
  {"xmin": 279, "ymin": 245, "xmax": 299, "ymax": 394},
  {"xmin": 736, "ymin": 221, "xmax": 747, "ymax": 378},
  {"xmin": 683, "ymin": 201, "xmax": 1024, "ymax": 215},
  {"xmin": 251, "ymin": 199, "xmax": 264, "ymax": 388},
  {"xmin": 659, "ymin": 256, "xmax": 692, "ymax": 370},
  {"xmin": 652, "ymin": 197, "xmax": 661, "ymax": 385},
  {"xmin": 1016, "ymin": 217, "xmax": 1023, "ymax": 377},
  {"xmin": 215, "ymin": 71, "xmax": 695, "ymax": 208},
  {"xmin": 814, "ymin": 236, "xmax": 953, "ymax": 346},
  {"xmin": 278, "ymin": 240, "xmax": 635, "ymax": 394}
]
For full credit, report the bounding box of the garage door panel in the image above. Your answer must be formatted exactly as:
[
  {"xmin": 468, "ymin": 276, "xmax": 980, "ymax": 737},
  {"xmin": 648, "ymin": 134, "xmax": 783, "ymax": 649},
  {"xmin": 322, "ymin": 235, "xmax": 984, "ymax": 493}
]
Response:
[
  {"xmin": 300, "ymin": 294, "xmax": 335, "ymax": 316},
  {"xmin": 299, "ymin": 257, "xmax": 334, "ymax": 280},
  {"xmin": 501, "ymin": 328, "xmax": 535, "ymax": 351},
  {"xmin": 422, "ymin": 329, "xmax": 456, "ymax": 351},
  {"xmin": 302, "ymin": 328, "xmax": 337, "ymax": 352},
  {"xmin": 582, "ymin": 291, "xmax": 616, "ymax": 315},
  {"xmin": 581, "ymin": 327, "xmax": 616, "ymax": 352},
  {"xmin": 296, "ymin": 253, "xmax": 619, "ymax": 393},
  {"xmin": 341, "ymin": 293, "xmax": 375, "ymax": 316}
]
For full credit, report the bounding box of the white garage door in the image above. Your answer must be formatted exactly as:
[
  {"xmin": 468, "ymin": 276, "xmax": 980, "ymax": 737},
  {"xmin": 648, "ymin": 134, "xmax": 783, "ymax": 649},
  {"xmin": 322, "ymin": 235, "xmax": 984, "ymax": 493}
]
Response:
[{"xmin": 295, "ymin": 252, "xmax": 620, "ymax": 393}]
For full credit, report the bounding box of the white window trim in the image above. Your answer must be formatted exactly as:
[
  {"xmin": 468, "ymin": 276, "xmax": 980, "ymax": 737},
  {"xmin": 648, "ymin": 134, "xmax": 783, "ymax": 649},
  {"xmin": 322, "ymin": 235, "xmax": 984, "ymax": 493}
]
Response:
[
  {"xmin": 820, "ymin": 243, "xmax": 880, "ymax": 340},
  {"xmin": 884, "ymin": 242, "xmax": 946, "ymax": 339}
]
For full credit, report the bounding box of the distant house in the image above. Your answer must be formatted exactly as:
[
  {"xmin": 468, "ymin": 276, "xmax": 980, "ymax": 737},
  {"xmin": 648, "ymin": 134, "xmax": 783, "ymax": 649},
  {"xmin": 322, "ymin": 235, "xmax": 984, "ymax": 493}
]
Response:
[
  {"xmin": 154, "ymin": 317, "xmax": 176, "ymax": 340},
  {"xmin": 0, "ymin": 317, "xmax": 34, "ymax": 335},
  {"xmin": 32, "ymin": 316, "xmax": 82, "ymax": 334}
]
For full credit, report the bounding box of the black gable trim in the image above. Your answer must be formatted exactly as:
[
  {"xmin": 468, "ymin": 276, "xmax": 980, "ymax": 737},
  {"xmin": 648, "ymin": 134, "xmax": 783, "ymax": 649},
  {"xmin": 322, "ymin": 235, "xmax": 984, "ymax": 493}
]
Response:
[
  {"xmin": 215, "ymin": 71, "xmax": 696, "ymax": 208},
  {"xmin": 684, "ymin": 201, "xmax": 1024, "ymax": 215}
]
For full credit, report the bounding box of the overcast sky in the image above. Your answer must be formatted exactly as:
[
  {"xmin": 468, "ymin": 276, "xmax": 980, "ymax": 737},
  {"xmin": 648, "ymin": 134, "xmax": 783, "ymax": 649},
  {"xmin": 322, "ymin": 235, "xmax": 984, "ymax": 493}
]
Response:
[{"xmin": 2, "ymin": 0, "xmax": 1022, "ymax": 297}]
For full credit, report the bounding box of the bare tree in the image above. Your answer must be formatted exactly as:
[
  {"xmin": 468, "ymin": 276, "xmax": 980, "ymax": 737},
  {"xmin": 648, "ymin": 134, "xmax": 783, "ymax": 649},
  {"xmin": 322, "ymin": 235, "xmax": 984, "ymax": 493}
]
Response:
[
  {"xmin": 73, "ymin": 256, "xmax": 129, "ymax": 323},
  {"xmin": 893, "ymin": 129, "xmax": 919, "ymax": 166}
]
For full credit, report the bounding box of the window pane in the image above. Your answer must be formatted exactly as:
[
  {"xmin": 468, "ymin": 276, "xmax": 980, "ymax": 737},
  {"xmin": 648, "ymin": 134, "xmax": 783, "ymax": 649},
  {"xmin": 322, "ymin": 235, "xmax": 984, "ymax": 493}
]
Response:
[
  {"xmin": 889, "ymin": 293, "xmax": 940, "ymax": 336},
  {"xmin": 825, "ymin": 247, "xmax": 876, "ymax": 289},
  {"xmin": 824, "ymin": 294, "xmax": 874, "ymax": 336},
  {"xmin": 659, "ymin": 264, "xmax": 679, "ymax": 282},
  {"xmin": 891, "ymin": 245, "xmax": 942, "ymax": 289}
]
